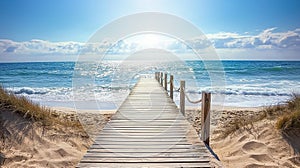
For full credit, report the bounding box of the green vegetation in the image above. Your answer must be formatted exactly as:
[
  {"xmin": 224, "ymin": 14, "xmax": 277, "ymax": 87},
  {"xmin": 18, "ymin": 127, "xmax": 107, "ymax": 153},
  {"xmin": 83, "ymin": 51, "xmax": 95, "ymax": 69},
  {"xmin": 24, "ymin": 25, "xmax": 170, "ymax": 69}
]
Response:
[{"xmin": 0, "ymin": 86, "xmax": 82, "ymax": 129}]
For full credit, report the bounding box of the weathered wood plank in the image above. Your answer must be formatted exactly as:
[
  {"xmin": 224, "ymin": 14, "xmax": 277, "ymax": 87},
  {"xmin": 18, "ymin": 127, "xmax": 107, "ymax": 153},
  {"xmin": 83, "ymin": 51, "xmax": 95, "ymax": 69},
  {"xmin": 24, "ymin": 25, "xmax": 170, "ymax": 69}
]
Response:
[
  {"xmin": 83, "ymin": 154, "xmax": 210, "ymax": 158},
  {"xmin": 90, "ymin": 144, "xmax": 204, "ymax": 149},
  {"xmin": 77, "ymin": 78, "xmax": 213, "ymax": 167},
  {"xmin": 92, "ymin": 142, "xmax": 203, "ymax": 145},
  {"xmin": 93, "ymin": 138, "xmax": 190, "ymax": 142},
  {"xmin": 79, "ymin": 157, "xmax": 210, "ymax": 162},
  {"xmin": 77, "ymin": 162, "xmax": 212, "ymax": 168}
]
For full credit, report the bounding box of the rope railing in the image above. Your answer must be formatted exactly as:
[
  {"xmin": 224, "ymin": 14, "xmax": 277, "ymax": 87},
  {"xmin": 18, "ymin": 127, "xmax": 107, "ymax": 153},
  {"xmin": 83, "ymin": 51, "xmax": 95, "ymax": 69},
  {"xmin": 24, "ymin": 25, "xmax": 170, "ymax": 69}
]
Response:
[
  {"xmin": 155, "ymin": 71, "xmax": 211, "ymax": 146},
  {"xmin": 170, "ymin": 80, "xmax": 201, "ymax": 103},
  {"xmin": 182, "ymin": 87, "xmax": 202, "ymax": 104}
]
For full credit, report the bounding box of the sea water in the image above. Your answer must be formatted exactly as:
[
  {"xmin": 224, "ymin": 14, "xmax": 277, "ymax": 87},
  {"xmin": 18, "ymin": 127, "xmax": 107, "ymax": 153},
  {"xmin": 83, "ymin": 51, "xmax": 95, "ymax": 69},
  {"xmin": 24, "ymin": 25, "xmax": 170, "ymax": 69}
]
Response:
[{"xmin": 0, "ymin": 61, "xmax": 299, "ymax": 109}]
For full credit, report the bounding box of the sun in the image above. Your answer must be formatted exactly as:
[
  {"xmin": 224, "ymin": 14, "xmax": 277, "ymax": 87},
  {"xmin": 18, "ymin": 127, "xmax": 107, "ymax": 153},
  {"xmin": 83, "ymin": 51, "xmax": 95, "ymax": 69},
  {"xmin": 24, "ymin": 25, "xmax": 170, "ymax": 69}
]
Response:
[
  {"xmin": 138, "ymin": 34, "xmax": 161, "ymax": 48},
  {"xmin": 126, "ymin": 33, "xmax": 172, "ymax": 49}
]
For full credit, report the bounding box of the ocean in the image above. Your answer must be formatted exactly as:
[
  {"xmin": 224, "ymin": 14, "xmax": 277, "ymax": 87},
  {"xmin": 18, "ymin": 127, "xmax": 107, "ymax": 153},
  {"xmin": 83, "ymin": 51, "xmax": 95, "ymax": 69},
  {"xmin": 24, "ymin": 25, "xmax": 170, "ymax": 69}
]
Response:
[{"xmin": 0, "ymin": 61, "xmax": 299, "ymax": 109}]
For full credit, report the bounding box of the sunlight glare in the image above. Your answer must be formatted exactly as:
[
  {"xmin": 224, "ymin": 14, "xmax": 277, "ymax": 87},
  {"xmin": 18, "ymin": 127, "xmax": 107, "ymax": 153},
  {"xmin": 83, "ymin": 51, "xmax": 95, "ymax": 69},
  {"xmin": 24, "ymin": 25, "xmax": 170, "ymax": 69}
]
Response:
[{"xmin": 125, "ymin": 33, "xmax": 174, "ymax": 49}]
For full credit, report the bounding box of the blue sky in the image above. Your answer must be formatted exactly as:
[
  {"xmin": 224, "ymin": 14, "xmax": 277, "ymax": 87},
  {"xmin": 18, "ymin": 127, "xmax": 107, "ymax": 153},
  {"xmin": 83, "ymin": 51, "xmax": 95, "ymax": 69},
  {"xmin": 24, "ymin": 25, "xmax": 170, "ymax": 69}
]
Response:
[{"xmin": 0, "ymin": 0, "xmax": 300, "ymax": 61}]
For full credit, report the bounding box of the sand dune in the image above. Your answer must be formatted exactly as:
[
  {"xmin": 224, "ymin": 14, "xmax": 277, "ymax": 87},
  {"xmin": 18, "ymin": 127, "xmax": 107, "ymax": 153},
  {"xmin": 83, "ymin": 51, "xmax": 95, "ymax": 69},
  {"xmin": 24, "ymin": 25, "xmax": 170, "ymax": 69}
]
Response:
[
  {"xmin": 0, "ymin": 107, "xmax": 113, "ymax": 168},
  {"xmin": 210, "ymin": 109, "xmax": 300, "ymax": 168}
]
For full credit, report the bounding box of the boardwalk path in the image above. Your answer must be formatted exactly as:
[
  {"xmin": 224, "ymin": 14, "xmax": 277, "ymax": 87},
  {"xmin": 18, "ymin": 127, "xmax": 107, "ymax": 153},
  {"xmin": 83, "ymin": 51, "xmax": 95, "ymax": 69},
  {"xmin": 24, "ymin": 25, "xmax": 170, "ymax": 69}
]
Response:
[{"xmin": 77, "ymin": 78, "xmax": 213, "ymax": 167}]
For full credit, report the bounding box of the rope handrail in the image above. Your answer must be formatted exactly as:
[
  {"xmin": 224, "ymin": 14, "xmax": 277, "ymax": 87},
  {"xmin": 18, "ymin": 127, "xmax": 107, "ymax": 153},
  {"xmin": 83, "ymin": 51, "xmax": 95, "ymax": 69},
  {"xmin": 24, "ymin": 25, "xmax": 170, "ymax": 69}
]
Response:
[
  {"xmin": 157, "ymin": 72, "xmax": 202, "ymax": 103},
  {"xmin": 169, "ymin": 78, "xmax": 202, "ymax": 104},
  {"xmin": 155, "ymin": 71, "xmax": 211, "ymax": 146},
  {"xmin": 182, "ymin": 87, "xmax": 202, "ymax": 104}
]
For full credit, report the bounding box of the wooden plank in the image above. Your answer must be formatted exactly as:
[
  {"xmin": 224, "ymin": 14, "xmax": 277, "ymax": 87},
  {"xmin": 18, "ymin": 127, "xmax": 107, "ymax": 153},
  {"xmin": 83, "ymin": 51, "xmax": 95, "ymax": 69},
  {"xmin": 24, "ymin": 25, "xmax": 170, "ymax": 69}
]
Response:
[
  {"xmin": 79, "ymin": 157, "xmax": 210, "ymax": 162},
  {"xmin": 83, "ymin": 153, "xmax": 210, "ymax": 158},
  {"xmin": 92, "ymin": 142, "xmax": 202, "ymax": 145},
  {"xmin": 90, "ymin": 144, "xmax": 203, "ymax": 148},
  {"xmin": 107, "ymin": 119, "xmax": 188, "ymax": 122},
  {"xmin": 98, "ymin": 130, "xmax": 187, "ymax": 134},
  {"xmin": 85, "ymin": 151, "xmax": 208, "ymax": 155},
  {"xmin": 103, "ymin": 125, "xmax": 189, "ymax": 128},
  {"xmin": 93, "ymin": 138, "xmax": 190, "ymax": 142},
  {"xmin": 78, "ymin": 78, "xmax": 213, "ymax": 167},
  {"xmin": 99, "ymin": 124, "xmax": 186, "ymax": 131},
  {"xmin": 86, "ymin": 148, "xmax": 206, "ymax": 153},
  {"xmin": 105, "ymin": 122, "xmax": 189, "ymax": 126},
  {"xmin": 77, "ymin": 162, "xmax": 212, "ymax": 168},
  {"xmin": 98, "ymin": 130, "xmax": 187, "ymax": 133}
]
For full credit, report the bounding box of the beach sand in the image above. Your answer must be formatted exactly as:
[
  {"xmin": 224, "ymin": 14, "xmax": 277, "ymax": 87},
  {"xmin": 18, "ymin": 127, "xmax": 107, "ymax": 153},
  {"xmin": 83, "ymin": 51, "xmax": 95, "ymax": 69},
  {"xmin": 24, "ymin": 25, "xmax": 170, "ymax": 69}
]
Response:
[
  {"xmin": 0, "ymin": 107, "xmax": 114, "ymax": 168},
  {"xmin": 1, "ymin": 106, "xmax": 299, "ymax": 167},
  {"xmin": 185, "ymin": 106, "xmax": 300, "ymax": 168}
]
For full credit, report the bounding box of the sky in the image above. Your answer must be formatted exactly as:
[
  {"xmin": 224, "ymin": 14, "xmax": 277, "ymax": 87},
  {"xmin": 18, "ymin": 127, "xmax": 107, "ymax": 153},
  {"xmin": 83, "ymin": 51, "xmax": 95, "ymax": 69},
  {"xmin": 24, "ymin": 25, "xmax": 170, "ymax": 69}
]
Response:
[{"xmin": 0, "ymin": 0, "xmax": 300, "ymax": 61}]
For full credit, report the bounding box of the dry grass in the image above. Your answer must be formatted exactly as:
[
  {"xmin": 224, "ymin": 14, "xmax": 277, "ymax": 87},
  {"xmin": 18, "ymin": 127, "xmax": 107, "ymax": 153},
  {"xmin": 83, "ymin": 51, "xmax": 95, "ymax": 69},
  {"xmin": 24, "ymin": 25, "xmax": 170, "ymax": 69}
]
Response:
[
  {"xmin": 276, "ymin": 94, "xmax": 300, "ymax": 130},
  {"xmin": 0, "ymin": 86, "xmax": 82, "ymax": 130},
  {"xmin": 219, "ymin": 94, "xmax": 300, "ymax": 138},
  {"xmin": 219, "ymin": 111, "xmax": 265, "ymax": 138}
]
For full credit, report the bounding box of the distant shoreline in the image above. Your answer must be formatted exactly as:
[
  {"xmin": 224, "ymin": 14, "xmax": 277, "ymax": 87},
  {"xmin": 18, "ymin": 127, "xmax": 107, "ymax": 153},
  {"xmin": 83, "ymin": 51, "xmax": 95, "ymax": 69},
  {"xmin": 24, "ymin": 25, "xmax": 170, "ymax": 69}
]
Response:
[
  {"xmin": 1, "ymin": 60, "xmax": 300, "ymax": 63},
  {"xmin": 48, "ymin": 103, "xmax": 264, "ymax": 114}
]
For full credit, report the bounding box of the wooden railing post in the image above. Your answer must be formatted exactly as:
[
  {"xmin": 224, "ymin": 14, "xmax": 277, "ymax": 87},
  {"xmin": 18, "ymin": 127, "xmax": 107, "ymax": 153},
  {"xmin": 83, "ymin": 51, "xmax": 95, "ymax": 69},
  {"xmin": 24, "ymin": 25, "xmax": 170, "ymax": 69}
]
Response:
[
  {"xmin": 164, "ymin": 73, "xmax": 167, "ymax": 91},
  {"xmin": 160, "ymin": 72, "xmax": 163, "ymax": 86},
  {"xmin": 170, "ymin": 75, "xmax": 174, "ymax": 100},
  {"xmin": 201, "ymin": 91, "xmax": 211, "ymax": 146},
  {"xmin": 180, "ymin": 80, "xmax": 185, "ymax": 116}
]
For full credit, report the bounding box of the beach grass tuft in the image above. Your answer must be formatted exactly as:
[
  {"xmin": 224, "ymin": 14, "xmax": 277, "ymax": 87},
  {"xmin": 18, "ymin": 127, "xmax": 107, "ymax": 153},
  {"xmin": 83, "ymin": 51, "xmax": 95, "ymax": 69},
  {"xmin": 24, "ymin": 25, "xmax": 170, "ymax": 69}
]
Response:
[
  {"xmin": 220, "ymin": 112, "xmax": 265, "ymax": 138},
  {"xmin": 276, "ymin": 94, "xmax": 300, "ymax": 130},
  {"xmin": 0, "ymin": 86, "xmax": 82, "ymax": 129},
  {"xmin": 220, "ymin": 93, "xmax": 300, "ymax": 138}
]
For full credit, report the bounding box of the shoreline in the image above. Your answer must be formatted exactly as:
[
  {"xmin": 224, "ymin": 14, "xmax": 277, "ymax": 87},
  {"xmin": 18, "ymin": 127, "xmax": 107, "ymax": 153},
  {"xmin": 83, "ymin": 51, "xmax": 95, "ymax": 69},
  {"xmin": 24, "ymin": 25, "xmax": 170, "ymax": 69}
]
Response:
[
  {"xmin": 50, "ymin": 104, "xmax": 264, "ymax": 114},
  {"xmin": 52, "ymin": 106, "xmax": 117, "ymax": 115}
]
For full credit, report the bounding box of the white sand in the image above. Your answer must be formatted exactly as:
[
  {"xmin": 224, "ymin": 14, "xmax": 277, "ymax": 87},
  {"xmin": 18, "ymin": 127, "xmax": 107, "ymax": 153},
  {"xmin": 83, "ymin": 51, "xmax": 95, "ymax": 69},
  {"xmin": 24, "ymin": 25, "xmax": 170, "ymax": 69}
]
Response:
[
  {"xmin": 52, "ymin": 106, "xmax": 116, "ymax": 115},
  {"xmin": 0, "ymin": 106, "xmax": 114, "ymax": 167},
  {"xmin": 1, "ymin": 106, "xmax": 299, "ymax": 167},
  {"xmin": 209, "ymin": 108, "xmax": 300, "ymax": 168}
]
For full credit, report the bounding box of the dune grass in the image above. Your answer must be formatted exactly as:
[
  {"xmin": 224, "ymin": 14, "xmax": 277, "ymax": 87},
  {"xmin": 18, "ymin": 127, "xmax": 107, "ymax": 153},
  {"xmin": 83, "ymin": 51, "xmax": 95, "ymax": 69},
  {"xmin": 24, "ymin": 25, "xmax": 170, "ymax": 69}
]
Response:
[
  {"xmin": 220, "ymin": 94, "xmax": 300, "ymax": 138},
  {"xmin": 0, "ymin": 86, "xmax": 82, "ymax": 129},
  {"xmin": 276, "ymin": 94, "xmax": 300, "ymax": 130},
  {"xmin": 219, "ymin": 111, "xmax": 265, "ymax": 138}
]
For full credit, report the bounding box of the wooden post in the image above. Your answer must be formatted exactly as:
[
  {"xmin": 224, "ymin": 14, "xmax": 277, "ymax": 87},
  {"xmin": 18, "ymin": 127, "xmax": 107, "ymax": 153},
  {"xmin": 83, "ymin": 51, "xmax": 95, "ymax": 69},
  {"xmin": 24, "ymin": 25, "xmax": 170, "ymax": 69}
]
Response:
[
  {"xmin": 160, "ymin": 72, "xmax": 163, "ymax": 86},
  {"xmin": 180, "ymin": 80, "xmax": 185, "ymax": 116},
  {"xmin": 170, "ymin": 75, "xmax": 174, "ymax": 100},
  {"xmin": 201, "ymin": 91, "xmax": 211, "ymax": 146},
  {"xmin": 164, "ymin": 73, "xmax": 167, "ymax": 91}
]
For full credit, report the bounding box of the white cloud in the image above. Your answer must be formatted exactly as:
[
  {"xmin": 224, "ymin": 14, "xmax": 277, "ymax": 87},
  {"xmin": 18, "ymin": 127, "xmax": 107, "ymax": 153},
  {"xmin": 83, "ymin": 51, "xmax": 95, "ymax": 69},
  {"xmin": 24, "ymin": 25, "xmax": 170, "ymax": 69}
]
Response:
[
  {"xmin": 0, "ymin": 39, "xmax": 85, "ymax": 55},
  {"xmin": 206, "ymin": 28, "xmax": 300, "ymax": 49},
  {"xmin": 0, "ymin": 28, "xmax": 299, "ymax": 61},
  {"xmin": 207, "ymin": 32, "xmax": 243, "ymax": 39}
]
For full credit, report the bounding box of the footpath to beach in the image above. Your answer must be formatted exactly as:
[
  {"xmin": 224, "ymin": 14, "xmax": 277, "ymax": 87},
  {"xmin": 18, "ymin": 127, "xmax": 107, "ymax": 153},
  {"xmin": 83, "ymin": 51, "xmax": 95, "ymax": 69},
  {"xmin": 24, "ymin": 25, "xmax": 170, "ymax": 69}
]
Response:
[{"xmin": 77, "ymin": 78, "xmax": 218, "ymax": 167}]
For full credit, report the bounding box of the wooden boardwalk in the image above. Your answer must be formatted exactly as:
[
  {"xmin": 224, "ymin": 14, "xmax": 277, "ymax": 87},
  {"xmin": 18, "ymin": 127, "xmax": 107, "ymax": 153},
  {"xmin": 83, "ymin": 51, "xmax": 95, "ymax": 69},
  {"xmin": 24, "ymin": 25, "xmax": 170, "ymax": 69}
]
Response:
[{"xmin": 77, "ymin": 78, "xmax": 214, "ymax": 168}]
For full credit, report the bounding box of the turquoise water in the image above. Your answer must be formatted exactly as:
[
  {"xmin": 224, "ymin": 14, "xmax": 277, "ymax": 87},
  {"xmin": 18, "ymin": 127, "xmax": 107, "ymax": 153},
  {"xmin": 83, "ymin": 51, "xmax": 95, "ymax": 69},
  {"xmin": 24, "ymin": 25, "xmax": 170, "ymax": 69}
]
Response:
[{"xmin": 0, "ymin": 61, "xmax": 299, "ymax": 108}]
